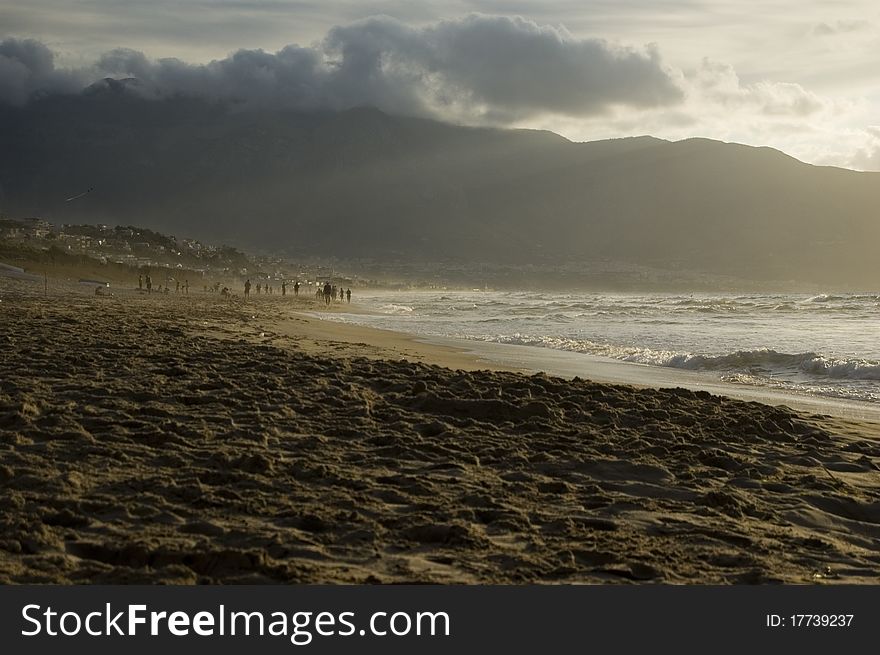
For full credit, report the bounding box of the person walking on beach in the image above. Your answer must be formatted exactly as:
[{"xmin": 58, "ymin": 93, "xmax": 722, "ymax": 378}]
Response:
[
  {"xmin": 244, "ymin": 279, "xmax": 251, "ymax": 297},
  {"xmin": 184, "ymin": 280, "xmax": 189, "ymax": 294},
  {"xmin": 323, "ymin": 281, "xmax": 332, "ymax": 306},
  {"xmin": 294, "ymin": 281, "xmax": 300, "ymax": 296},
  {"xmin": 282, "ymin": 281, "xmax": 287, "ymax": 296},
  {"xmin": 138, "ymin": 274, "xmax": 143, "ymax": 290},
  {"xmin": 146, "ymin": 274, "xmax": 152, "ymax": 293},
  {"xmin": 175, "ymin": 280, "xmax": 180, "ymax": 293},
  {"xmin": 346, "ymin": 288, "xmax": 351, "ymax": 303},
  {"xmin": 256, "ymin": 283, "xmax": 261, "ymax": 294}
]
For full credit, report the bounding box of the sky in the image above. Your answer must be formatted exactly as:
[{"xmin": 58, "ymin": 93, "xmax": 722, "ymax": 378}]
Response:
[{"xmin": 1, "ymin": 0, "xmax": 879, "ymax": 170}]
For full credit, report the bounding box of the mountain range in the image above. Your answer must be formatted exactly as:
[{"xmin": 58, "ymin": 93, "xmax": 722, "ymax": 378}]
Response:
[{"xmin": 1, "ymin": 79, "xmax": 879, "ymax": 287}]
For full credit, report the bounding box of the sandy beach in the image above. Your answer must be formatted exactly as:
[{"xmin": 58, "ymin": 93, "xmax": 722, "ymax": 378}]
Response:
[{"xmin": 2, "ymin": 278, "xmax": 880, "ymax": 584}]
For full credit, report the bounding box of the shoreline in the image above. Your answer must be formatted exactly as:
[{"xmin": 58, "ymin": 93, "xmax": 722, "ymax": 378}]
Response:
[
  {"xmin": 286, "ymin": 309, "xmax": 880, "ymax": 425},
  {"xmin": 3, "ymin": 279, "xmax": 880, "ymax": 584}
]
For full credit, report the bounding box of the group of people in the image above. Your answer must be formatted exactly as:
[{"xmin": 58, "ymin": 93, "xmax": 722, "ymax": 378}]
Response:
[
  {"xmin": 137, "ymin": 272, "xmax": 351, "ymax": 305},
  {"xmin": 138, "ymin": 274, "xmax": 189, "ymax": 295},
  {"xmin": 319, "ymin": 282, "xmax": 351, "ymax": 306},
  {"xmin": 243, "ymin": 280, "xmax": 300, "ymax": 296},
  {"xmin": 244, "ymin": 279, "xmax": 314, "ymax": 299},
  {"xmin": 242, "ymin": 279, "xmax": 351, "ymax": 305}
]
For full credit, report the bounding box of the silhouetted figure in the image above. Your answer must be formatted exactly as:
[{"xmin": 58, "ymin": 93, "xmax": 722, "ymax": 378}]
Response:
[
  {"xmin": 175, "ymin": 280, "xmax": 180, "ymax": 293},
  {"xmin": 282, "ymin": 281, "xmax": 287, "ymax": 296},
  {"xmin": 294, "ymin": 281, "xmax": 300, "ymax": 296},
  {"xmin": 146, "ymin": 275, "xmax": 152, "ymax": 293},
  {"xmin": 256, "ymin": 284, "xmax": 261, "ymax": 294},
  {"xmin": 346, "ymin": 288, "xmax": 351, "ymax": 303},
  {"xmin": 184, "ymin": 280, "xmax": 189, "ymax": 294},
  {"xmin": 244, "ymin": 279, "xmax": 251, "ymax": 297},
  {"xmin": 323, "ymin": 282, "xmax": 332, "ymax": 305},
  {"xmin": 138, "ymin": 274, "xmax": 143, "ymax": 290}
]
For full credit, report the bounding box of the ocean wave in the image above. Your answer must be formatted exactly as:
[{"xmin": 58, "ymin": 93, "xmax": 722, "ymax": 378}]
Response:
[
  {"xmin": 805, "ymin": 294, "xmax": 837, "ymax": 303},
  {"xmin": 482, "ymin": 334, "xmax": 880, "ymax": 382},
  {"xmin": 378, "ymin": 303, "xmax": 414, "ymax": 314},
  {"xmin": 662, "ymin": 349, "xmax": 880, "ymax": 380},
  {"xmin": 796, "ymin": 355, "xmax": 880, "ymax": 380},
  {"xmin": 668, "ymin": 297, "xmax": 745, "ymax": 309},
  {"xmin": 542, "ymin": 312, "xmax": 576, "ymax": 322},
  {"xmin": 803, "ymin": 293, "xmax": 880, "ymax": 304},
  {"xmin": 719, "ymin": 371, "xmax": 880, "ymax": 403}
]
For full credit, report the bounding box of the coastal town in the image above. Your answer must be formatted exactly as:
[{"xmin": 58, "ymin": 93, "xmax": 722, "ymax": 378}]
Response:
[{"xmin": 0, "ymin": 215, "xmax": 365, "ymax": 292}]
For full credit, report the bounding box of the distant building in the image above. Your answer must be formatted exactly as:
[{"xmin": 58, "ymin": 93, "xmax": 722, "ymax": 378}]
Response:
[{"xmin": 13, "ymin": 217, "xmax": 54, "ymax": 238}]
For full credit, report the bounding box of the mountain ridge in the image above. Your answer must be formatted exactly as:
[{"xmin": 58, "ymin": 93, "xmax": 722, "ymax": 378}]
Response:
[{"xmin": 1, "ymin": 90, "xmax": 878, "ymax": 286}]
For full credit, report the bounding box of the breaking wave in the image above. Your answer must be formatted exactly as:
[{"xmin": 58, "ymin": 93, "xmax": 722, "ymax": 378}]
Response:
[
  {"xmin": 378, "ymin": 303, "xmax": 414, "ymax": 314},
  {"xmin": 483, "ymin": 335, "xmax": 880, "ymax": 381}
]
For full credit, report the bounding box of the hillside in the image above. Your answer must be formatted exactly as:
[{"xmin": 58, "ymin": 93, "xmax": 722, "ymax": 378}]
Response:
[{"xmin": 1, "ymin": 84, "xmax": 879, "ymax": 287}]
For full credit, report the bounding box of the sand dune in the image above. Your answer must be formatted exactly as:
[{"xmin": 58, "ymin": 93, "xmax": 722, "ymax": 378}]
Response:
[{"xmin": 1, "ymin": 279, "xmax": 879, "ymax": 583}]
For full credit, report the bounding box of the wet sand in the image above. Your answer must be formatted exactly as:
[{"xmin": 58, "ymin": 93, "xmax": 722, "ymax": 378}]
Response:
[{"xmin": 2, "ymin": 279, "xmax": 880, "ymax": 583}]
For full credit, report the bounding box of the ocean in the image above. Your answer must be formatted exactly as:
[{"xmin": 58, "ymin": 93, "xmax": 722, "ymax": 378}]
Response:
[{"xmin": 325, "ymin": 290, "xmax": 880, "ymax": 404}]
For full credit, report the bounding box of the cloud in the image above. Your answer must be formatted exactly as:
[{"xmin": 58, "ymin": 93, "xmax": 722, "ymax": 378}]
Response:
[
  {"xmin": 93, "ymin": 44, "xmax": 330, "ymax": 109},
  {"xmin": 0, "ymin": 14, "xmax": 683, "ymax": 121},
  {"xmin": 0, "ymin": 37, "xmax": 86, "ymax": 105},
  {"xmin": 3, "ymin": 11, "xmax": 873, "ymax": 171},
  {"xmin": 691, "ymin": 59, "xmax": 823, "ymax": 117},
  {"xmin": 847, "ymin": 126, "xmax": 880, "ymax": 171},
  {"xmin": 321, "ymin": 15, "xmax": 683, "ymax": 121},
  {"xmin": 811, "ymin": 19, "xmax": 871, "ymax": 36}
]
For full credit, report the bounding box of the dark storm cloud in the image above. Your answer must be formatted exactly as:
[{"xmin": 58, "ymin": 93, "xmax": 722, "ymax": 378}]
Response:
[
  {"xmin": 0, "ymin": 38, "xmax": 87, "ymax": 105},
  {"xmin": 0, "ymin": 14, "xmax": 682, "ymax": 121},
  {"xmin": 324, "ymin": 15, "xmax": 682, "ymax": 119}
]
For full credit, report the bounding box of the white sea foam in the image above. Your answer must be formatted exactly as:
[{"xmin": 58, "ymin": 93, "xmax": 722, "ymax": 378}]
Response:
[
  {"xmin": 378, "ymin": 303, "xmax": 414, "ymax": 314},
  {"xmin": 481, "ymin": 336, "xmax": 880, "ymax": 381},
  {"xmin": 340, "ymin": 290, "xmax": 880, "ymax": 403}
]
